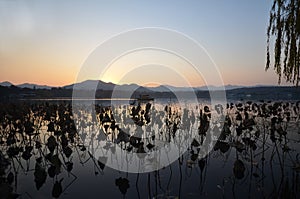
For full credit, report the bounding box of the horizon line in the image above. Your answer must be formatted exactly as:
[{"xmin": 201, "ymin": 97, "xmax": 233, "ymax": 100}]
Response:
[{"xmin": 0, "ymin": 79, "xmax": 294, "ymax": 88}]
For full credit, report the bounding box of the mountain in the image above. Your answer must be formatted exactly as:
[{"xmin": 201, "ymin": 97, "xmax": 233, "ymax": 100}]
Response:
[
  {"xmin": 115, "ymin": 83, "xmax": 151, "ymax": 92},
  {"xmin": 65, "ymin": 80, "xmax": 152, "ymax": 92},
  {"xmin": 147, "ymin": 84, "xmax": 244, "ymax": 92},
  {"xmin": 148, "ymin": 85, "xmax": 198, "ymax": 92},
  {"xmin": 64, "ymin": 80, "xmax": 114, "ymax": 90},
  {"xmin": 17, "ymin": 83, "xmax": 52, "ymax": 89},
  {"xmin": 0, "ymin": 80, "xmax": 299, "ymax": 101},
  {"xmin": 224, "ymin": 85, "xmax": 244, "ymax": 90},
  {"xmin": 0, "ymin": 81, "xmax": 53, "ymax": 89},
  {"xmin": 0, "ymin": 81, "xmax": 13, "ymax": 87},
  {"xmin": 196, "ymin": 84, "xmax": 244, "ymax": 91},
  {"xmin": 0, "ymin": 80, "xmax": 281, "ymax": 92}
]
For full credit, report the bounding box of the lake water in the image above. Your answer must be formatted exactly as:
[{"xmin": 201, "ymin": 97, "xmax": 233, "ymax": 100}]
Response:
[{"xmin": 0, "ymin": 99, "xmax": 299, "ymax": 198}]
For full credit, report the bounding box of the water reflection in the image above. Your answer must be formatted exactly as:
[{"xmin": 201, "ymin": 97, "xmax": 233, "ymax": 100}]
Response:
[{"xmin": 0, "ymin": 100, "xmax": 299, "ymax": 198}]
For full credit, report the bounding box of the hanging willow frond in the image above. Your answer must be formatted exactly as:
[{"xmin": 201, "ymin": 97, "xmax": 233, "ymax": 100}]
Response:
[{"xmin": 266, "ymin": 0, "xmax": 300, "ymax": 86}]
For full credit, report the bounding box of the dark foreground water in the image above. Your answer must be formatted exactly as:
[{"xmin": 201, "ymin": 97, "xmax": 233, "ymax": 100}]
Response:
[{"xmin": 0, "ymin": 99, "xmax": 300, "ymax": 199}]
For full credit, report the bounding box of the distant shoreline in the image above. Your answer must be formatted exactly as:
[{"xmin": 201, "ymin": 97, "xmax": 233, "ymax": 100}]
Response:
[{"xmin": 0, "ymin": 85, "xmax": 299, "ymax": 102}]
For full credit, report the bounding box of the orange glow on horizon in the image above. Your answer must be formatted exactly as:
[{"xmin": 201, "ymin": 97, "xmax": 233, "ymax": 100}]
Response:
[{"xmin": 141, "ymin": 82, "xmax": 160, "ymax": 87}]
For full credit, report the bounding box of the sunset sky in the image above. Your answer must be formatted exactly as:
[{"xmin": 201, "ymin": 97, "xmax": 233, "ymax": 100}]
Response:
[{"xmin": 0, "ymin": 0, "xmax": 292, "ymax": 87}]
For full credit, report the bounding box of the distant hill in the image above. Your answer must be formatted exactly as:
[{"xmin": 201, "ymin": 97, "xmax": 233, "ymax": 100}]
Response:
[
  {"xmin": 0, "ymin": 83, "xmax": 299, "ymax": 101},
  {"xmin": 64, "ymin": 80, "xmax": 114, "ymax": 90},
  {"xmin": 0, "ymin": 81, "xmax": 13, "ymax": 87},
  {"xmin": 64, "ymin": 80, "xmax": 151, "ymax": 92},
  {"xmin": 146, "ymin": 84, "xmax": 243, "ymax": 92},
  {"xmin": 0, "ymin": 81, "xmax": 53, "ymax": 89},
  {"xmin": 0, "ymin": 80, "xmax": 299, "ymax": 101},
  {"xmin": 196, "ymin": 84, "xmax": 243, "ymax": 91},
  {"xmin": 0, "ymin": 80, "xmax": 264, "ymax": 92},
  {"xmin": 148, "ymin": 85, "xmax": 189, "ymax": 92},
  {"xmin": 17, "ymin": 83, "xmax": 52, "ymax": 90}
]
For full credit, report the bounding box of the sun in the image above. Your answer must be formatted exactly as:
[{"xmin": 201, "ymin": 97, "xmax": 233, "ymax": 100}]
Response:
[
  {"xmin": 142, "ymin": 82, "xmax": 160, "ymax": 87},
  {"xmin": 100, "ymin": 75, "xmax": 117, "ymax": 84}
]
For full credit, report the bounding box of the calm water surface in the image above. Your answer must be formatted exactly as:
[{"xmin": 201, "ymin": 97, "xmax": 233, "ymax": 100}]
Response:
[{"xmin": 0, "ymin": 99, "xmax": 299, "ymax": 198}]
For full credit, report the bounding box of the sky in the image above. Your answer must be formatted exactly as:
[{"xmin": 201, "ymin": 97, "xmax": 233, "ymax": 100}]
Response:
[{"xmin": 0, "ymin": 0, "xmax": 291, "ymax": 87}]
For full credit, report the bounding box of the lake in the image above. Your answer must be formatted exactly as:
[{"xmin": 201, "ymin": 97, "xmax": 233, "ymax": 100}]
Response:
[{"xmin": 0, "ymin": 99, "xmax": 299, "ymax": 198}]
